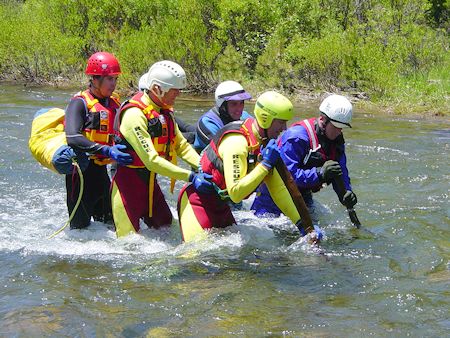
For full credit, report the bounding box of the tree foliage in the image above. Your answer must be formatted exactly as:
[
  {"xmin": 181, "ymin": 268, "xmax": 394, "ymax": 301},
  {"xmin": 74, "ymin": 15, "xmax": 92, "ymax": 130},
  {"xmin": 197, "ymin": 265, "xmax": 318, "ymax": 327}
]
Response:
[{"xmin": 0, "ymin": 0, "xmax": 448, "ymax": 110}]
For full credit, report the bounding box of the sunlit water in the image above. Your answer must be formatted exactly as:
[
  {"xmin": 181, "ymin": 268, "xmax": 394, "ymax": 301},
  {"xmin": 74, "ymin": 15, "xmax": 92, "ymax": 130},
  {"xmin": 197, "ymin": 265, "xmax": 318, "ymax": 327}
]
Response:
[{"xmin": 0, "ymin": 84, "xmax": 448, "ymax": 336}]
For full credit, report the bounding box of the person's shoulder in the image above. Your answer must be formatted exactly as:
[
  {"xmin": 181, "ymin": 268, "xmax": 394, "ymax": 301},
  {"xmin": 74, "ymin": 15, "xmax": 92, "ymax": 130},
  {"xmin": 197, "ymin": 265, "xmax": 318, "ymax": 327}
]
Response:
[
  {"xmin": 121, "ymin": 106, "xmax": 146, "ymax": 120},
  {"xmin": 241, "ymin": 111, "xmax": 253, "ymax": 119},
  {"xmin": 202, "ymin": 113, "xmax": 222, "ymax": 128},
  {"xmin": 284, "ymin": 123, "xmax": 309, "ymax": 140},
  {"xmin": 221, "ymin": 132, "xmax": 248, "ymax": 146},
  {"xmin": 66, "ymin": 96, "xmax": 87, "ymax": 112},
  {"xmin": 219, "ymin": 133, "xmax": 248, "ymax": 157}
]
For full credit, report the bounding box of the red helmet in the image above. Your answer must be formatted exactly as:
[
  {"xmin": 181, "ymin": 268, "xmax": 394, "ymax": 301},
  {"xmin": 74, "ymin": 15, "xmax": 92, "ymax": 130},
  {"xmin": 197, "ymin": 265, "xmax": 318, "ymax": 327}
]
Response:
[{"xmin": 85, "ymin": 52, "xmax": 121, "ymax": 76}]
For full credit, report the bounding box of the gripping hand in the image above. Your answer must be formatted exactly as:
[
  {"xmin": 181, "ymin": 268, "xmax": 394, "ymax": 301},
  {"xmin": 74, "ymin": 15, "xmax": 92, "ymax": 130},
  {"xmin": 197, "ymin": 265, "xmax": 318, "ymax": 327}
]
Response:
[
  {"xmin": 342, "ymin": 190, "xmax": 357, "ymax": 208},
  {"xmin": 189, "ymin": 172, "xmax": 215, "ymax": 194},
  {"xmin": 260, "ymin": 139, "xmax": 281, "ymax": 170},
  {"xmin": 103, "ymin": 144, "xmax": 133, "ymax": 166},
  {"xmin": 295, "ymin": 221, "xmax": 324, "ymax": 243},
  {"xmin": 319, "ymin": 160, "xmax": 342, "ymax": 184}
]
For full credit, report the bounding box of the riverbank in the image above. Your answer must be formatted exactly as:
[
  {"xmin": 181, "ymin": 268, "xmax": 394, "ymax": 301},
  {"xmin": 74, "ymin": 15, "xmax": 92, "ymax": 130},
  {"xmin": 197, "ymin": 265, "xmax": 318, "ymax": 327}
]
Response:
[
  {"xmin": 3, "ymin": 78, "xmax": 448, "ymax": 120},
  {"xmin": 1, "ymin": 1, "xmax": 448, "ymax": 120}
]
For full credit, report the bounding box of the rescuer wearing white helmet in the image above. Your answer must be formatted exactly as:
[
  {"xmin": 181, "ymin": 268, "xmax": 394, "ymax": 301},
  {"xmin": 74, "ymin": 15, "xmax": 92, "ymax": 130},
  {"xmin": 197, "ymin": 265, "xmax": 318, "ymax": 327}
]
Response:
[
  {"xmin": 193, "ymin": 80, "xmax": 252, "ymax": 151},
  {"xmin": 138, "ymin": 69, "xmax": 196, "ymax": 143},
  {"xmin": 177, "ymin": 90, "xmax": 323, "ymax": 243},
  {"xmin": 252, "ymin": 94, "xmax": 358, "ymax": 217},
  {"xmin": 111, "ymin": 60, "xmax": 214, "ymax": 238}
]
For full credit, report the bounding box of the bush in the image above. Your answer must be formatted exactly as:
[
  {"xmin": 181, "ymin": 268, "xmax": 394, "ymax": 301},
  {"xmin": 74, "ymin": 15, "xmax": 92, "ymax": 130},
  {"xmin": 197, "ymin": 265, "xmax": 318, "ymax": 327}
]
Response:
[{"xmin": 0, "ymin": 0, "xmax": 448, "ymax": 114}]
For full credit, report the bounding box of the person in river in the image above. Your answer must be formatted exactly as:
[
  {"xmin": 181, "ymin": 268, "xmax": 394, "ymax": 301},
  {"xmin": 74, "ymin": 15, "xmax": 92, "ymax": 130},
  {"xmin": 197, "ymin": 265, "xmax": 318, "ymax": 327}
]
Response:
[
  {"xmin": 111, "ymin": 60, "xmax": 214, "ymax": 237},
  {"xmin": 193, "ymin": 80, "xmax": 252, "ymax": 152},
  {"xmin": 138, "ymin": 72, "xmax": 196, "ymax": 144},
  {"xmin": 177, "ymin": 90, "xmax": 323, "ymax": 243},
  {"xmin": 251, "ymin": 94, "xmax": 357, "ymax": 216},
  {"xmin": 64, "ymin": 52, "xmax": 133, "ymax": 229}
]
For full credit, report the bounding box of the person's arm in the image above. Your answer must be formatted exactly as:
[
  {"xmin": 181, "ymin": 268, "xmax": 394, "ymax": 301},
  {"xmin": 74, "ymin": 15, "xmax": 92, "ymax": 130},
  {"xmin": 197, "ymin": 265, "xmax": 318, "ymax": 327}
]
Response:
[
  {"xmin": 220, "ymin": 134, "xmax": 269, "ymax": 203},
  {"xmin": 196, "ymin": 115, "xmax": 221, "ymax": 149},
  {"xmin": 264, "ymin": 169, "xmax": 301, "ymax": 224},
  {"xmin": 120, "ymin": 107, "xmax": 191, "ymax": 181},
  {"xmin": 332, "ymin": 144, "xmax": 352, "ymax": 192},
  {"xmin": 174, "ymin": 123, "xmax": 200, "ymax": 169},
  {"xmin": 175, "ymin": 116, "xmax": 196, "ymax": 133},
  {"xmin": 240, "ymin": 111, "xmax": 253, "ymax": 119},
  {"xmin": 65, "ymin": 98, "xmax": 104, "ymax": 154},
  {"xmin": 280, "ymin": 127, "xmax": 322, "ymax": 189}
]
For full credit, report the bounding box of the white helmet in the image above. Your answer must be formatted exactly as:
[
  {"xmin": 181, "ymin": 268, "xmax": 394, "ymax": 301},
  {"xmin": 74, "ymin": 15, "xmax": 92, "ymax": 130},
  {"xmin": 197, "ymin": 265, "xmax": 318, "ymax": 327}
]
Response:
[
  {"xmin": 138, "ymin": 72, "xmax": 149, "ymax": 91},
  {"xmin": 144, "ymin": 60, "xmax": 187, "ymax": 94},
  {"xmin": 319, "ymin": 94, "xmax": 353, "ymax": 128},
  {"xmin": 215, "ymin": 80, "xmax": 252, "ymax": 108}
]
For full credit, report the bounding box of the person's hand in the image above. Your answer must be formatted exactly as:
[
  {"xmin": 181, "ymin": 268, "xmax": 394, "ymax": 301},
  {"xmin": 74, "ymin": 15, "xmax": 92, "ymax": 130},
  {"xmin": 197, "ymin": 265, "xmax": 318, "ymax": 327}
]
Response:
[
  {"xmin": 295, "ymin": 221, "xmax": 323, "ymax": 244},
  {"xmin": 103, "ymin": 145, "xmax": 133, "ymax": 166},
  {"xmin": 260, "ymin": 139, "xmax": 281, "ymax": 170},
  {"xmin": 189, "ymin": 172, "xmax": 215, "ymax": 193},
  {"xmin": 319, "ymin": 160, "xmax": 342, "ymax": 184},
  {"xmin": 312, "ymin": 224, "xmax": 324, "ymax": 242},
  {"xmin": 342, "ymin": 190, "xmax": 357, "ymax": 208}
]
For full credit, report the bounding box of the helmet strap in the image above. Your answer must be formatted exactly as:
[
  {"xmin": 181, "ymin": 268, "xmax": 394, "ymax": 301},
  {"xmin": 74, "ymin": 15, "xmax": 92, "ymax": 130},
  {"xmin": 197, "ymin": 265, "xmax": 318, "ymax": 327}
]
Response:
[
  {"xmin": 318, "ymin": 114, "xmax": 329, "ymax": 131},
  {"xmin": 150, "ymin": 85, "xmax": 163, "ymax": 102},
  {"xmin": 89, "ymin": 76, "xmax": 106, "ymax": 98},
  {"xmin": 218, "ymin": 103, "xmax": 233, "ymax": 125},
  {"xmin": 149, "ymin": 85, "xmax": 172, "ymax": 109}
]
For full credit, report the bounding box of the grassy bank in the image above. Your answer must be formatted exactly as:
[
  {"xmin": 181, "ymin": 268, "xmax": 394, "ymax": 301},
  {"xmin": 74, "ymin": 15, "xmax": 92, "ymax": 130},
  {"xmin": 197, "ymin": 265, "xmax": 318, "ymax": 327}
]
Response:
[{"xmin": 0, "ymin": 0, "xmax": 448, "ymax": 116}]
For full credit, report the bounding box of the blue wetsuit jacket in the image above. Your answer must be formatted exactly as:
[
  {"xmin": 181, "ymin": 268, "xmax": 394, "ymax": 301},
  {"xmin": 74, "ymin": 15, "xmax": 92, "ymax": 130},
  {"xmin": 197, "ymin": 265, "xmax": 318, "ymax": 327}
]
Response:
[
  {"xmin": 194, "ymin": 107, "xmax": 252, "ymax": 151},
  {"xmin": 251, "ymin": 120, "xmax": 352, "ymax": 216}
]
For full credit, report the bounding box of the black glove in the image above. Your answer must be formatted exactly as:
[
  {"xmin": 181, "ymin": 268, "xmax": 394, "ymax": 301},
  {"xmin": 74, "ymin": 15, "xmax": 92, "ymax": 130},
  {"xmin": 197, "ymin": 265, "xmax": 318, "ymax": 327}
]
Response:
[
  {"xmin": 319, "ymin": 160, "xmax": 342, "ymax": 184},
  {"xmin": 342, "ymin": 190, "xmax": 357, "ymax": 208}
]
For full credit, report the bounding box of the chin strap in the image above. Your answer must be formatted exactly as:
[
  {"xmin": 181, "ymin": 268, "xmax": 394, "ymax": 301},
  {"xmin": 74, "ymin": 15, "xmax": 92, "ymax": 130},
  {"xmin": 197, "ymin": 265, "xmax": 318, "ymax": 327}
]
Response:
[{"xmin": 149, "ymin": 87, "xmax": 172, "ymax": 109}]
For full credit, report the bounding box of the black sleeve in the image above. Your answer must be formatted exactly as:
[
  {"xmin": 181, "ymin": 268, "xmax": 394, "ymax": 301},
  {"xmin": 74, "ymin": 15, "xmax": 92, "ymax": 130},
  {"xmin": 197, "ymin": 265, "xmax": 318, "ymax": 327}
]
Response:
[
  {"xmin": 175, "ymin": 116, "xmax": 196, "ymax": 133},
  {"xmin": 65, "ymin": 98, "xmax": 105, "ymax": 154}
]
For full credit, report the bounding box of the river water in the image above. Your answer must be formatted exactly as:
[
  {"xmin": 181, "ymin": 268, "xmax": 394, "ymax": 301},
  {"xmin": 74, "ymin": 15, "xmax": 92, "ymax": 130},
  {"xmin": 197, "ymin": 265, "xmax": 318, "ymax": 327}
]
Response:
[{"xmin": 0, "ymin": 84, "xmax": 448, "ymax": 337}]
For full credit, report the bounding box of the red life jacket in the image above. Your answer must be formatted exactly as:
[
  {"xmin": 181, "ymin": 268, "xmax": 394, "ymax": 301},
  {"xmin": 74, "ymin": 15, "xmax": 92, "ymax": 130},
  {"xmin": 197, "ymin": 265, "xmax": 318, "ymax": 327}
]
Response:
[
  {"xmin": 200, "ymin": 118, "xmax": 260, "ymax": 190},
  {"xmin": 291, "ymin": 117, "xmax": 337, "ymax": 164},
  {"xmin": 115, "ymin": 92, "xmax": 177, "ymax": 168},
  {"xmin": 72, "ymin": 90, "xmax": 120, "ymax": 165}
]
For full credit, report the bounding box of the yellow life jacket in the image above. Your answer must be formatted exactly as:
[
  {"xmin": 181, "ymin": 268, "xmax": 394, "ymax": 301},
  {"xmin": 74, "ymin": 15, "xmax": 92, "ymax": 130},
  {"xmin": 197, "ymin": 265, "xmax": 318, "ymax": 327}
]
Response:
[
  {"xmin": 117, "ymin": 92, "xmax": 178, "ymax": 169},
  {"xmin": 72, "ymin": 90, "xmax": 120, "ymax": 165},
  {"xmin": 116, "ymin": 92, "xmax": 179, "ymax": 216}
]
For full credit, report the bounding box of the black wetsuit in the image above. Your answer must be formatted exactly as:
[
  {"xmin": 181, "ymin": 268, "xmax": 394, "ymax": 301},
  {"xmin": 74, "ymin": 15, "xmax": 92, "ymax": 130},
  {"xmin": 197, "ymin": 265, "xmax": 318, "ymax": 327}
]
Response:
[
  {"xmin": 64, "ymin": 95, "xmax": 113, "ymax": 229},
  {"xmin": 175, "ymin": 116, "xmax": 195, "ymax": 144}
]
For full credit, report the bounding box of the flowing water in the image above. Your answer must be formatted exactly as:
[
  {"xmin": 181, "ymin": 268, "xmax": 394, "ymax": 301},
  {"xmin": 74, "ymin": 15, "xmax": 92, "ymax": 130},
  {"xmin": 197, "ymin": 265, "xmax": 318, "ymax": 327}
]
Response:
[{"xmin": 0, "ymin": 84, "xmax": 448, "ymax": 337}]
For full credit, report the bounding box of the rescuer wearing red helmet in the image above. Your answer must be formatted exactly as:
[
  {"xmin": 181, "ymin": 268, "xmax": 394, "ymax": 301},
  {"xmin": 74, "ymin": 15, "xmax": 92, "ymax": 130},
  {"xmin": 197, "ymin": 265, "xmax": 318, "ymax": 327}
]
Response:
[{"xmin": 64, "ymin": 52, "xmax": 132, "ymax": 229}]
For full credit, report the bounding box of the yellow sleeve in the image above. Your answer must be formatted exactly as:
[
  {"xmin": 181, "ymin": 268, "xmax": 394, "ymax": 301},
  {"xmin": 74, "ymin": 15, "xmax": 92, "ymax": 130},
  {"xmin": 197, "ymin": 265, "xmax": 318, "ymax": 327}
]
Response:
[
  {"xmin": 119, "ymin": 107, "xmax": 191, "ymax": 181},
  {"xmin": 219, "ymin": 134, "xmax": 270, "ymax": 203},
  {"xmin": 264, "ymin": 169, "xmax": 301, "ymax": 224},
  {"xmin": 174, "ymin": 123, "xmax": 200, "ymax": 169}
]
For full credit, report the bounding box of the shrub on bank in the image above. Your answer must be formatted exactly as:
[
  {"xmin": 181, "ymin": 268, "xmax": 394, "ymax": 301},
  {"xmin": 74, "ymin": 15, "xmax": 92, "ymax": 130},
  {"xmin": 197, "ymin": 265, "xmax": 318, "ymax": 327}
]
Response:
[{"xmin": 0, "ymin": 0, "xmax": 448, "ymax": 114}]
